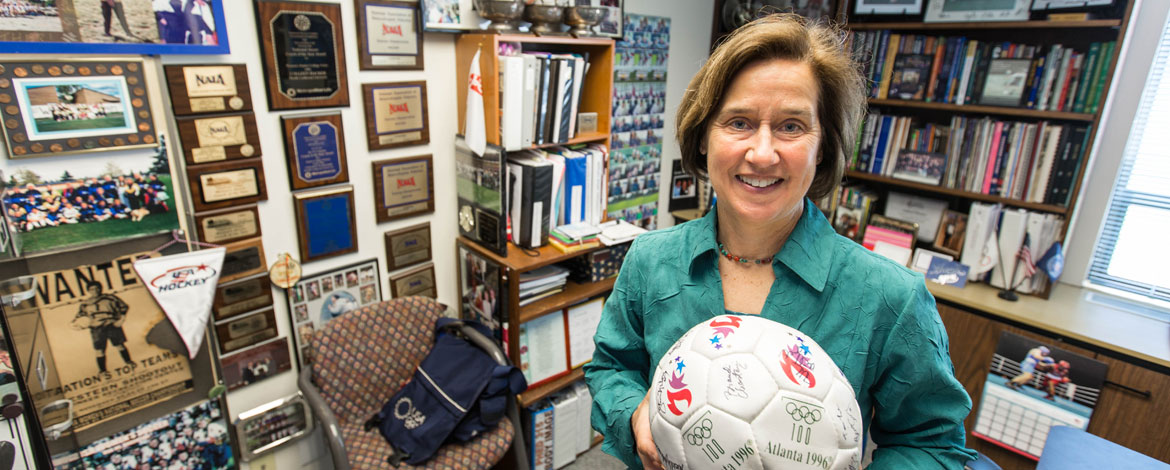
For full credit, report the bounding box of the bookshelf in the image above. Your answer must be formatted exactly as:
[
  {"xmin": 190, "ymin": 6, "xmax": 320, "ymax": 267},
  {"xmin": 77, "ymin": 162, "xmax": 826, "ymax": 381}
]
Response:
[{"xmin": 868, "ymin": 98, "xmax": 1096, "ymax": 121}]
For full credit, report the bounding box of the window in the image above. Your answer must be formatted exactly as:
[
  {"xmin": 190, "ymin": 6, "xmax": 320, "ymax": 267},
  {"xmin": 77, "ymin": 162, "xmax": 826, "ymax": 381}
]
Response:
[{"xmin": 1087, "ymin": 11, "xmax": 1170, "ymax": 304}]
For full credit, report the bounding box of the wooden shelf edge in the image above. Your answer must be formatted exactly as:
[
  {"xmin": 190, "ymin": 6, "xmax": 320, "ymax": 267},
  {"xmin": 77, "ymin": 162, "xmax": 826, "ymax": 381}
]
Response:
[
  {"xmin": 849, "ymin": 19, "xmax": 1121, "ymax": 30},
  {"xmin": 457, "ymin": 236, "xmax": 613, "ymax": 273},
  {"xmin": 591, "ymin": 434, "xmax": 603, "ymax": 448},
  {"xmin": 520, "ymin": 367, "xmax": 585, "ymax": 407},
  {"xmin": 868, "ymin": 98, "xmax": 1095, "ymax": 121},
  {"xmin": 531, "ymin": 132, "xmax": 610, "ymax": 150},
  {"xmin": 518, "ymin": 277, "xmax": 615, "ymax": 324},
  {"xmin": 845, "ymin": 171, "xmax": 1070, "ymax": 214}
]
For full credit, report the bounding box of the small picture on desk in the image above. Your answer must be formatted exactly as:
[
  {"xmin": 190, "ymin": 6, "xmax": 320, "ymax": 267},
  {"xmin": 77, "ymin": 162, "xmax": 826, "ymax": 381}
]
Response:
[{"xmin": 972, "ymin": 331, "xmax": 1108, "ymax": 461}]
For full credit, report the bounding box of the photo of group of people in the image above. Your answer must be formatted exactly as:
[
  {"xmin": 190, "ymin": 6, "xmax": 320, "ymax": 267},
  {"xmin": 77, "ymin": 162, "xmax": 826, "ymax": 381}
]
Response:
[
  {"xmin": 220, "ymin": 338, "xmax": 292, "ymax": 391},
  {"xmin": 460, "ymin": 246, "xmax": 502, "ymax": 334},
  {"xmin": 0, "ymin": 0, "xmax": 220, "ymax": 48},
  {"xmin": 973, "ymin": 331, "xmax": 1107, "ymax": 460},
  {"xmin": 286, "ymin": 260, "xmax": 381, "ymax": 368},
  {"xmin": 891, "ymin": 149, "xmax": 947, "ymax": 185}
]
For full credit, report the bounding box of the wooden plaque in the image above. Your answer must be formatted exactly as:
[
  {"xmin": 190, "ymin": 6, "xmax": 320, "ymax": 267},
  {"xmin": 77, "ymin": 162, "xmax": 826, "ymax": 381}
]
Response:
[
  {"xmin": 194, "ymin": 205, "xmax": 262, "ymax": 245},
  {"xmin": 176, "ymin": 112, "xmax": 262, "ymax": 165},
  {"xmin": 164, "ymin": 64, "xmax": 254, "ymax": 116},
  {"xmin": 389, "ymin": 262, "xmax": 436, "ymax": 299},
  {"xmin": 355, "ymin": 0, "xmax": 424, "ymax": 70},
  {"xmin": 221, "ymin": 237, "xmax": 269, "ymax": 284},
  {"xmin": 384, "ymin": 222, "xmax": 431, "ymax": 271},
  {"xmin": 371, "ymin": 155, "xmax": 434, "ymax": 223},
  {"xmin": 362, "ymin": 81, "xmax": 428, "ymax": 150},
  {"xmin": 281, "ymin": 112, "xmax": 349, "ymax": 190},
  {"xmin": 186, "ymin": 158, "xmax": 269, "ymax": 213},
  {"xmin": 215, "ymin": 307, "xmax": 279, "ymax": 354},
  {"xmin": 214, "ymin": 274, "xmax": 275, "ymax": 322},
  {"xmin": 294, "ymin": 185, "xmax": 359, "ymax": 262},
  {"xmin": 256, "ymin": 1, "xmax": 350, "ymax": 110}
]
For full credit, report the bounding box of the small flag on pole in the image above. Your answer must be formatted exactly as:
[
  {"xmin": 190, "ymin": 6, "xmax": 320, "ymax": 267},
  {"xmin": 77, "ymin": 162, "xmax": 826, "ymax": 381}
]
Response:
[
  {"xmin": 465, "ymin": 48, "xmax": 486, "ymax": 156},
  {"xmin": 1018, "ymin": 233, "xmax": 1036, "ymax": 278},
  {"xmin": 1035, "ymin": 242, "xmax": 1065, "ymax": 281}
]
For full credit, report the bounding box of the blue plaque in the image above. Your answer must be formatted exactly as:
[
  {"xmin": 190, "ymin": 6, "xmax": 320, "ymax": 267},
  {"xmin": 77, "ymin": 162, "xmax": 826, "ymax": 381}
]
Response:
[
  {"xmin": 296, "ymin": 186, "xmax": 358, "ymax": 262},
  {"xmin": 283, "ymin": 112, "xmax": 349, "ymax": 190}
]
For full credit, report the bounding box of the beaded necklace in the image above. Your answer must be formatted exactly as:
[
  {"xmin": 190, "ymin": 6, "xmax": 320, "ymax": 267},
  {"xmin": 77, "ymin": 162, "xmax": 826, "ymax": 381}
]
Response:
[{"xmin": 717, "ymin": 241, "xmax": 775, "ymax": 265}]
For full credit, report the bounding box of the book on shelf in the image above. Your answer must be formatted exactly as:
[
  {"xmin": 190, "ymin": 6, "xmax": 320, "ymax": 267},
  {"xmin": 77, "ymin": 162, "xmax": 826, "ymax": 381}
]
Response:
[
  {"xmin": 889, "ymin": 54, "xmax": 934, "ymax": 101},
  {"xmin": 526, "ymin": 400, "xmax": 556, "ymax": 470}
]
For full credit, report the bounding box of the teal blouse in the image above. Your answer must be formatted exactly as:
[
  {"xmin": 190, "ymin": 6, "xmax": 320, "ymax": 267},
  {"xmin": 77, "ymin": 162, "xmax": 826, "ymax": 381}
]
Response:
[{"xmin": 583, "ymin": 198, "xmax": 977, "ymax": 469}]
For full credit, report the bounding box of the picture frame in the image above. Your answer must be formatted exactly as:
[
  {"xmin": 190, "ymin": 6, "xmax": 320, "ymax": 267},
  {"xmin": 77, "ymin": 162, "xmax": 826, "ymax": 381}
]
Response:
[
  {"xmin": 221, "ymin": 237, "xmax": 269, "ymax": 283},
  {"xmin": 194, "ymin": 205, "xmax": 263, "ymax": 246},
  {"xmin": 925, "ymin": 0, "xmax": 1032, "ymax": 22},
  {"xmin": 234, "ymin": 393, "xmax": 313, "ymax": 461},
  {"xmin": 281, "ymin": 112, "xmax": 350, "ymax": 190},
  {"xmin": 175, "ymin": 112, "xmax": 262, "ymax": 165},
  {"xmin": 855, "ymin": 0, "xmax": 924, "ymax": 15},
  {"xmin": 286, "ymin": 258, "xmax": 382, "ymax": 368},
  {"xmin": 372, "ymin": 155, "xmax": 434, "ymax": 223},
  {"xmin": 164, "ymin": 64, "xmax": 253, "ymax": 116},
  {"xmin": 933, "ymin": 209, "xmax": 968, "ymax": 257},
  {"xmin": 389, "ymin": 262, "xmax": 437, "ymax": 299},
  {"xmin": 458, "ymin": 243, "xmax": 506, "ymax": 332},
  {"xmin": 213, "ymin": 273, "xmax": 275, "ymax": 322},
  {"xmin": 420, "ymin": 0, "xmax": 483, "ymax": 32},
  {"xmin": 220, "ymin": 338, "xmax": 293, "ymax": 392},
  {"xmin": 0, "ymin": 1, "xmax": 230, "ymax": 55},
  {"xmin": 0, "ymin": 59, "xmax": 158, "ymax": 159},
  {"xmin": 185, "ymin": 158, "xmax": 269, "ymax": 213},
  {"xmin": 891, "ymin": 150, "xmax": 947, "ymax": 185},
  {"xmin": 356, "ymin": 0, "xmax": 424, "ymax": 70},
  {"xmin": 979, "ymin": 58, "xmax": 1032, "ymax": 107},
  {"xmin": 255, "ymin": 0, "xmax": 350, "ymax": 110},
  {"xmin": 214, "ymin": 307, "xmax": 279, "ymax": 354},
  {"xmin": 362, "ymin": 81, "xmax": 429, "ymax": 150},
  {"xmin": 294, "ymin": 184, "xmax": 358, "ymax": 262},
  {"xmin": 911, "ymin": 247, "xmax": 954, "ymax": 273},
  {"xmin": 593, "ymin": 0, "xmax": 624, "ymax": 39},
  {"xmin": 384, "ymin": 222, "xmax": 432, "ymax": 272}
]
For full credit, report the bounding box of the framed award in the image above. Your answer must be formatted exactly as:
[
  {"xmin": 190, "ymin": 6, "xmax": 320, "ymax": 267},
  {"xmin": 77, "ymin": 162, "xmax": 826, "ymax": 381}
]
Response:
[
  {"xmin": 362, "ymin": 81, "xmax": 428, "ymax": 150},
  {"xmin": 214, "ymin": 307, "xmax": 279, "ymax": 354},
  {"xmin": 389, "ymin": 262, "xmax": 437, "ymax": 299},
  {"xmin": 214, "ymin": 274, "xmax": 276, "ymax": 322},
  {"xmin": 372, "ymin": 155, "xmax": 434, "ymax": 223},
  {"xmin": 194, "ymin": 205, "xmax": 263, "ymax": 246},
  {"xmin": 186, "ymin": 158, "xmax": 269, "ymax": 213},
  {"xmin": 175, "ymin": 112, "xmax": 262, "ymax": 165},
  {"xmin": 255, "ymin": 1, "xmax": 350, "ymax": 110},
  {"xmin": 281, "ymin": 112, "xmax": 349, "ymax": 190},
  {"xmin": 220, "ymin": 338, "xmax": 293, "ymax": 392},
  {"xmin": 294, "ymin": 185, "xmax": 358, "ymax": 262},
  {"xmin": 164, "ymin": 64, "xmax": 253, "ymax": 116},
  {"xmin": 384, "ymin": 222, "xmax": 432, "ymax": 271},
  {"xmin": 355, "ymin": 0, "xmax": 424, "ymax": 70},
  {"xmin": 221, "ymin": 237, "xmax": 270, "ymax": 283}
]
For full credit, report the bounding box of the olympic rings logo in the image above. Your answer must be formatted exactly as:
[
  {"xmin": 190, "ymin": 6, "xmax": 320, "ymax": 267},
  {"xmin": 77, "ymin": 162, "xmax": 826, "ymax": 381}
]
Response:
[
  {"xmin": 785, "ymin": 401, "xmax": 823, "ymax": 425},
  {"xmin": 684, "ymin": 418, "xmax": 713, "ymax": 446}
]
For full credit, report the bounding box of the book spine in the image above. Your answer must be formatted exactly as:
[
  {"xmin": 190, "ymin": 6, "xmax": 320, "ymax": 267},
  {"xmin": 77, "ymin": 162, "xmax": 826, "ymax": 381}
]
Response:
[
  {"xmin": 1037, "ymin": 45, "xmax": 1062, "ymax": 111},
  {"xmin": 968, "ymin": 43, "xmax": 993, "ymax": 105},
  {"xmin": 1053, "ymin": 51, "xmax": 1077, "ymax": 112},
  {"xmin": 955, "ymin": 40, "xmax": 978, "ymax": 105},
  {"xmin": 1072, "ymin": 42, "xmax": 1100, "ymax": 113},
  {"xmin": 872, "ymin": 31, "xmax": 891, "ymax": 98},
  {"xmin": 878, "ymin": 34, "xmax": 902, "ymax": 100},
  {"xmin": 1088, "ymin": 41, "xmax": 1115, "ymax": 114},
  {"xmin": 1025, "ymin": 57, "xmax": 1045, "ymax": 109},
  {"xmin": 925, "ymin": 37, "xmax": 947, "ymax": 102}
]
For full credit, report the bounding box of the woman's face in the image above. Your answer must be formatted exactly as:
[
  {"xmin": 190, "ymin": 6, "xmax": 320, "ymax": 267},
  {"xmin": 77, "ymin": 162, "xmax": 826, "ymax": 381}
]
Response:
[{"xmin": 703, "ymin": 58, "xmax": 821, "ymax": 228}]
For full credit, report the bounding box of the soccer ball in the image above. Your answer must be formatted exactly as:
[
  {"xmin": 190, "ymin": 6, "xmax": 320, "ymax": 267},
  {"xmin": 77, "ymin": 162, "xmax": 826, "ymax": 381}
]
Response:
[{"xmin": 648, "ymin": 314, "xmax": 863, "ymax": 470}]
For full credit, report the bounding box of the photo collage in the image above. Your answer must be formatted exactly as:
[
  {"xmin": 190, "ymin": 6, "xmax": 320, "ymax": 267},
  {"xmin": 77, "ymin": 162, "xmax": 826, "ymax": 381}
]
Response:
[{"xmin": 286, "ymin": 259, "xmax": 382, "ymax": 367}]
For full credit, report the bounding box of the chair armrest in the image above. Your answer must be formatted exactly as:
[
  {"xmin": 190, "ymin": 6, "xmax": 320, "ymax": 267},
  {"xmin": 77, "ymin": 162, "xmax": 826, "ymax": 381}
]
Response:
[
  {"xmin": 449, "ymin": 321, "xmax": 508, "ymax": 366},
  {"xmin": 298, "ymin": 368, "xmax": 350, "ymax": 470}
]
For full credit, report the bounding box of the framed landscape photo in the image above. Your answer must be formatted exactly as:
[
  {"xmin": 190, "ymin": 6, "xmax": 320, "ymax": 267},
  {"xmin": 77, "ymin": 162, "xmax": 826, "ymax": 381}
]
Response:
[
  {"xmin": 980, "ymin": 59, "xmax": 1031, "ymax": 107},
  {"xmin": 356, "ymin": 0, "xmax": 424, "ymax": 70},
  {"xmin": 891, "ymin": 150, "xmax": 947, "ymax": 185},
  {"xmin": 281, "ymin": 112, "xmax": 349, "ymax": 190},
  {"xmin": 0, "ymin": 59, "xmax": 158, "ymax": 159},
  {"xmin": 294, "ymin": 184, "xmax": 358, "ymax": 262},
  {"xmin": 420, "ymin": 0, "xmax": 482, "ymax": 32},
  {"xmin": 362, "ymin": 81, "xmax": 428, "ymax": 150},
  {"xmin": 856, "ymin": 0, "xmax": 924, "ymax": 15},
  {"xmin": 925, "ymin": 0, "xmax": 1032, "ymax": 22},
  {"xmin": 0, "ymin": 1, "xmax": 229, "ymax": 55},
  {"xmin": 372, "ymin": 155, "xmax": 434, "ymax": 223},
  {"xmin": 255, "ymin": 1, "xmax": 350, "ymax": 110}
]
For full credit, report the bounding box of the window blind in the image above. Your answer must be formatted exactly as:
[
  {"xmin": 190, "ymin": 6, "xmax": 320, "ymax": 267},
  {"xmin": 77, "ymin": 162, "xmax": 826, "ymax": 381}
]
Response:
[{"xmin": 1087, "ymin": 12, "xmax": 1170, "ymax": 303}]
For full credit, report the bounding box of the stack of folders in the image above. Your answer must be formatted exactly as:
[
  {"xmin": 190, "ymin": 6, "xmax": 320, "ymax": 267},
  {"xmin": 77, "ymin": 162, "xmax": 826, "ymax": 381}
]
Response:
[
  {"xmin": 519, "ymin": 265, "xmax": 570, "ymax": 307},
  {"xmin": 498, "ymin": 50, "xmax": 590, "ymax": 151},
  {"xmin": 507, "ymin": 145, "xmax": 608, "ymax": 249},
  {"xmin": 550, "ymin": 222, "xmax": 601, "ymax": 253}
]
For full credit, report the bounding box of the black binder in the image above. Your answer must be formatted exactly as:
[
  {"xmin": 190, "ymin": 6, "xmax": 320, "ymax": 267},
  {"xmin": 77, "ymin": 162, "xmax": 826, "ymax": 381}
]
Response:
[{"xmin": 507, "ymin": 155, "xmax": 553, "ymax": 248}]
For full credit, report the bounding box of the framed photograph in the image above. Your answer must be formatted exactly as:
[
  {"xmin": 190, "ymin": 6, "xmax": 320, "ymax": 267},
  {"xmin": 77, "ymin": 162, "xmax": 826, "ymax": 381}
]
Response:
[
  {"xmin": 214, "ymin": 307, "xmax": 279, "ymax": 354},
  {"xmin": 281, "ymin": 112, "xmax": 349, "ymax": 190},
  {"xmin": 891, "ymin": 150, "xmax": 947, "ymax": 185},
  {"xmin": 294, "ymin": 184, "xmax": 358, "ymax": 262},
  {"xmin": 420, "ymin": 0, "xmax": 483, "ymax": 32},
  {"xmin": 194, "ymin": 205, "xmax": 262, "ymax": 246},
  {"xmin": 221, "ymin": 237, "xmax": 269, "ymax": 283},
  {"xmin": 593, "ymin": 0, "xmax": 624, "ymax": 38},
  {"xmin": 286, "ymin": 259, "xmax": 382, "ymax": 367},
  {"xmin": 458, "ymin": 244, "xmax": 506, "ymax": 332},
  {"xmin": 384, "ymin": 222, "xmax": 432, "ymax": 271},
  {"xmin": 0, "ymin": 59, "xmax": 158, "ymax": 159},
  {"xmin": 220, "ymin": 338, "xmax": 293, "ymax": 392},
  {"xmin": 164, "ymin": 64, "xmax": 253, "ymax": 116},
  {"xmin": 389, "ymin": 262, "xmax": 437, "ymax": 299},
  {"xmin": 925, "ymin": 0, "xmax": 1032, "ymax": 22},
  {"xmin": 175, "ymin": 112, "xmax": 262, "ymax": 165},
  {"xmin": 213, "ymin": 274, "xmax": 275, "ymax": 322},
  {"xmin": 235, "ymin": 393, "xmax": 313, "ymax": 461},
  {"xmin": 933, "ymin": 209, "xmax": 969, "ymax": 257},
  {"xmin": 255, "ymin": 1, "xmax": 350, "ymax": 110},
  {"xmin": 980, "ymin": 59, "xmax": 1032, "ymax": 107},
  {"xmin": 856, "ymin": 0, "xmax": 924, "ymax": 14},
  {"xmin": 0, "ymin": 1, "xmax": 229, "ymax": 55},
  {"xmin": 356, "ymin": 0, "xmax": 424, "ymax": 70},
  {"xmin": 372, "ymin": 155, "xmax": 434, "ymax": 223},
  {"xmin": 362, "ymin": 81, "xmax": 428, "ymax": 150},
  {"xmin": 186, "ymin": 158, "xmax": 269, "ymax": 213}
]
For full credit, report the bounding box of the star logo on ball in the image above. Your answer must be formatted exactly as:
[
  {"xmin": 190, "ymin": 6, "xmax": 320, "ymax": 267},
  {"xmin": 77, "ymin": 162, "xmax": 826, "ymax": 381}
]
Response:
[{"xmin": 675, "ymin": 359, "xmax": 685, "ymax": 373}]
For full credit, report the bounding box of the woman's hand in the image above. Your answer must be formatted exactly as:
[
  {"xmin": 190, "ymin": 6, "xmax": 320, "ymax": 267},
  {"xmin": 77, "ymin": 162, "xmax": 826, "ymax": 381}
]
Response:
[{"xmin": 632, "ymin": 391, "xmax": 664, "ymax": 470}]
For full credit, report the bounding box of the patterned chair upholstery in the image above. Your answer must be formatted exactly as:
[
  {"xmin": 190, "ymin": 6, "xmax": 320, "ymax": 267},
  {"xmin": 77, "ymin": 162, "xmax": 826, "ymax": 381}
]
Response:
[{"xmin": 298, "ymin": 296, "xmax": 516, "ymax": 470}]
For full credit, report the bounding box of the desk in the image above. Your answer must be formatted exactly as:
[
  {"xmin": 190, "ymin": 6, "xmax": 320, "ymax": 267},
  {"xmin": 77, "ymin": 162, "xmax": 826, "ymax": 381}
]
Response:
[{"xmin": 1038, "ymin": 426, "xmax": 1169, "ymax": 470}]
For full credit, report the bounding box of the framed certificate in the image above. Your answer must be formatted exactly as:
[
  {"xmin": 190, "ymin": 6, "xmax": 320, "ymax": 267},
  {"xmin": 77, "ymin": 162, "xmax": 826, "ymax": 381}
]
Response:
[
  {"xmin": 255, "ymin": 1, "xmax": 350, "ymax": 110},
  {"xmin": 221, "ymin": 237, "xmax": 270, "ymax": 283},
  {"xmin": 214, "ymin": 274, "xmax": 276, "ymax": 322},
  {"xmin": 214, "ymin": 307, "xmax": 279, "ymax": 354},
  {"xmin": 175, "ymin": 112, "xmax": 262, "ymax": 165},
  {"xmin": 362, "ymin": 81, "xmax": 428, "ymax": 150},
  {"xmin": 389, "ymin": 262, "xmax": 437, "ymax": 299},
  {"xmin": 194, "ymin": 205, "xmax": 263, "ymax": 245},
  {"xmin": 384, "ymin": 222, "xmax": 432, "ymax": 271},
  {"xmin": 356, "ymin": 0, "xmax": 424, "ymax": 70},
  {"xmin": 164, "ymin": 64, "xmax": 253, "ymax": 116},
  {"xmin": 372, "ymin": 155, "xmax": 434, "ymax": 223},
  {"xmin": 186, "ymin": 158, "xmax": 269, "ymax": 213},
  {"xmin": 925, "ymin": 0, "xmax": 1031, "ymax": 22},
  {"xmin": 281, "ymin": 112, "xmax": 349, "ymax": 190},
  {"xmin": 294, "ymin": 185, "xmax": 358, "ymax": 262}
]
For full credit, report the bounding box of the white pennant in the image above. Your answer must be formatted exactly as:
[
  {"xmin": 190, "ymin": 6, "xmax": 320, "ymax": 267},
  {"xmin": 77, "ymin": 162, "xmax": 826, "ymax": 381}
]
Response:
[
  {"xmin": 133, "ymin": 248, "xmax": 225, "ymax": 359},
  {"xmin": 465, "ymin": 48, "xmax": 487, "ymax": 156}
]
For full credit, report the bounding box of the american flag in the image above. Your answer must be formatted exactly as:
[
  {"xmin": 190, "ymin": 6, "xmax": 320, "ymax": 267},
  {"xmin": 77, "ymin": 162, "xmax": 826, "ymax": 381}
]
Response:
[{"xmin": 1018, "ymin": 233, "xmax": 1036, "ymax": 277}]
